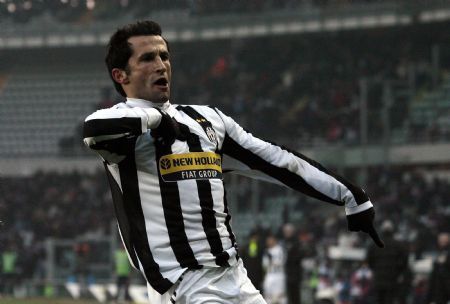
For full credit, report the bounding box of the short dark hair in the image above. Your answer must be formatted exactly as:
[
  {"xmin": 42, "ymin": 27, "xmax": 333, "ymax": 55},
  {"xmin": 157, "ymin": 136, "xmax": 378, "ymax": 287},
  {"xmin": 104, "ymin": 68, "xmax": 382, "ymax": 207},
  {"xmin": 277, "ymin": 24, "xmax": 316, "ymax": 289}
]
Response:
[{"xmin": 105, "ymin": 20, "xmax": 169, "ymax": 97}]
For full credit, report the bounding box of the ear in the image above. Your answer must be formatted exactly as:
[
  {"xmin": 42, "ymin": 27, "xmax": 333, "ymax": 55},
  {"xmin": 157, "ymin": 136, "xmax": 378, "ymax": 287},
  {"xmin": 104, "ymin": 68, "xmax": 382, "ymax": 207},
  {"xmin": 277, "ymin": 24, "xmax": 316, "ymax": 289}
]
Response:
[{"xmin": 111, "ymin": 68, "xmax": 130, "ymax": 85}]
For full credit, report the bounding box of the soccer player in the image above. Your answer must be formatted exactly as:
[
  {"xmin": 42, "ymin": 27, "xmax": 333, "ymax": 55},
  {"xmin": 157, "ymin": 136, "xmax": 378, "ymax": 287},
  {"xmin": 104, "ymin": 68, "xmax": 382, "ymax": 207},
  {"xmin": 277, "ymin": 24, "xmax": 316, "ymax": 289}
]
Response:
[
  {"xmin": 262, "ymin": 234, "xmax": 286, "ymax": 304},
  {"xmin": 83, "ymin": 20, "xmax": 384, "ymax": 304}
]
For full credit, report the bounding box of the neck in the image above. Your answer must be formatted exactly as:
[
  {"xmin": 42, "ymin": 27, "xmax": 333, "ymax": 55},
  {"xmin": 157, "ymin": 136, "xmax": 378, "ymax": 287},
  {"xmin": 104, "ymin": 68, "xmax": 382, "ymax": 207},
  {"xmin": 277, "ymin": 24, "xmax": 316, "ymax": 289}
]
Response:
[{"xmin": 126, "ymin": 97, "xmax": 170, "ymax": 110}]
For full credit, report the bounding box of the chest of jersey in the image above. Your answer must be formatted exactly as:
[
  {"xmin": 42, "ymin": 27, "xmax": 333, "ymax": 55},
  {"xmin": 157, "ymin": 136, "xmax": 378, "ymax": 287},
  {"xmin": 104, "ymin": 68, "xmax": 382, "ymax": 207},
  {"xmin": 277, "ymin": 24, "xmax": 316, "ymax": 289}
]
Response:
[{"xmin": 135, "ymin": 108, "xmax": 223, "ymax": 182}]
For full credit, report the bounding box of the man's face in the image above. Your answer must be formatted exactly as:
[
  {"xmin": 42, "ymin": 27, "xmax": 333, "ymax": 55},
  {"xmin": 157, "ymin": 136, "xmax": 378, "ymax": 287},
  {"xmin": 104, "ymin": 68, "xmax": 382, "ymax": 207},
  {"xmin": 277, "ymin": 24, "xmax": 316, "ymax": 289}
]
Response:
[
  {"xmin": 266, "ymin": 236, "xmax": 276, "ymax": 248},
  {"xmin": 438, "ymin": 233, "xmax": 449, "ymax": 249},
  {"xmin": 123, "ymin": 35, "xmax": 171, "ymax": 102}
]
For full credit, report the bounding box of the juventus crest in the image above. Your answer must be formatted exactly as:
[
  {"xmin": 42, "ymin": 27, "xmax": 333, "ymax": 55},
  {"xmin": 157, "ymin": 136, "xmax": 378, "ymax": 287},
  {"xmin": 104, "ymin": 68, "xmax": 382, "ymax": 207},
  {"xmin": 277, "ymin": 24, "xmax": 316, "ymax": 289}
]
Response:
[{"xmin": 205, "ymin": 126, "xmax": 217, "ymax": 145}]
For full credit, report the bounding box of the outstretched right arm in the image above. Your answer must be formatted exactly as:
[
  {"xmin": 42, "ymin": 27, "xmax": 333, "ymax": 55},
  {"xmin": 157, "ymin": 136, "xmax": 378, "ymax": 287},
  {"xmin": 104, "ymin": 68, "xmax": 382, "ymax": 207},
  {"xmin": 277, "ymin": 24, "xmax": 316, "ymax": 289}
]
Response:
[{"xmin": 83, "ymin": 105, "xmax": 162, "ymax": 163}]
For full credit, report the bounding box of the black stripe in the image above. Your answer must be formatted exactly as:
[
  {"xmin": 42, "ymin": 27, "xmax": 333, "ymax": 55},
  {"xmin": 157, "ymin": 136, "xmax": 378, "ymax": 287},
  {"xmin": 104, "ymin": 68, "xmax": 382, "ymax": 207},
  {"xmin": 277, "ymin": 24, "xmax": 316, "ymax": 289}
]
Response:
[
  {"xmin": 178, "ymin": 123, "xmax": 226, "ymax": 266},
  {"xmin": 154, "ymin": 136, "xmax": 200, "ymax": 269},
  {"xmin": 89, "ymin": 136, "xmax": 135, "ymax": 157},
  {"xmin": 84, "ymin": 117, "xmax": 142, "ymax": 138},
  {"xmin": 118, "ymin": 146, "xmax": 173, "ymax": 294},
  {"xmin": 222, "ymin": 134, "xmax": 344, "ymax": 206},
  {"xmin": 223, "ymin": 188, "xmax": 239, "ymax": 260},
  {"xmin": 104, "ymin": 164, "xmax": 140, "ymax": 269},
  {"xmin": 177, "ymin": 106, "xmax": 218, "ymax": 150},
  {"xmin": 176, "ymin": 106, "xmax": 210, "ymax": 135},
  {"xmin": 278, "ymin": 144, "xmax": 369, "ymax": 205}
]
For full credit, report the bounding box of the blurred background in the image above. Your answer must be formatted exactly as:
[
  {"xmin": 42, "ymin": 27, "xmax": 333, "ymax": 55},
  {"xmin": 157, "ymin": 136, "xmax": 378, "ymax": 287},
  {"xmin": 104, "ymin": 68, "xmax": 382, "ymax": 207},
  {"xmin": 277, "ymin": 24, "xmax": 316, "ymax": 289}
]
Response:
[{"xmin": 1, "ymin": 0, "xmax": 450, "ymax": 303}]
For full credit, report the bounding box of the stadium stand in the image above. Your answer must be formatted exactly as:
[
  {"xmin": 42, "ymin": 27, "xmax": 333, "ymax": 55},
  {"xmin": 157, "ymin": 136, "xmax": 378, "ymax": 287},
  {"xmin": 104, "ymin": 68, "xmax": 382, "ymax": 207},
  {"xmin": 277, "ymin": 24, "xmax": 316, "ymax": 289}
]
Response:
[
  {"xmin": 0, "ymin": 0, "xmax": 419, "ymax": 25},
  {"xmin": 407, "ymin": 73, "xmax": 450, "ymax": 142},
  {"xmin": 0, "ymin": 47, "xmax": 110, "ymax": 156}
]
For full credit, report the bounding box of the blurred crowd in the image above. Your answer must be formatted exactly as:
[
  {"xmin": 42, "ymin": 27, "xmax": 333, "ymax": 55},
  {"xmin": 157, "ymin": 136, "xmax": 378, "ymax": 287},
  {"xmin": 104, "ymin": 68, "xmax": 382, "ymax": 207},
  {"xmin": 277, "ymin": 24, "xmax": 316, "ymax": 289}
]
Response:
[
  {"xmin": 1, "ymin": 167, "xmax": 450, "ymax": 303},
  {"xmin": 240, "ymin": 221, "xmax": 450, "ymax": 304},
  {"xmin": 0, "ymin": 170, "xmax": 114, "ymax": 294},
  {"xmin": 167, "ymin": 25, "xmax": 450, "ymax": 147},
  {"xmin": 238, "ymin": 167, "xmax": 450, "ymax": 303},
  {"xmin": 0, "ymin": 0, "xmax": 425, "ymax": 25}
]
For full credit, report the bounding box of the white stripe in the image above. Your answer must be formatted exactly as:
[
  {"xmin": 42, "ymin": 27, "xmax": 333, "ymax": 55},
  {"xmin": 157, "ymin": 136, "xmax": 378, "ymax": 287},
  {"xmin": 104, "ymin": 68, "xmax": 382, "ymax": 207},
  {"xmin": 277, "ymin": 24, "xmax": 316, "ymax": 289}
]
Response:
[
  {"xmin": 85, "ymin": 107, "xmax": 154, "ymax": 134},
  {"xmin": 210, "ymin": 179, "xmax": 233, "ymax": 249},
  {"xmin": 135, "ymin": 132, "xmax": 158, "ymax": 175},
  {"xmin": 107, "ymin": 164, "xmax": 122, "ymax": 191},
  {"xmin": 177, "ymin": 179, "xmax": 212, "ymax": 255},
  {"xmin": 136, "ymin": 170, "xmax": 180, "ymax": 277},
  {"xmin": 141, "ymin": 108, "xmax": 162, "ymax": 129},
  {"xmin": 117, "ymin": 222, "xmax": 139, "ymax": 270},
  {"xmin": 345, "ymin": 200, "xmax": 373, "ymax": 215}
]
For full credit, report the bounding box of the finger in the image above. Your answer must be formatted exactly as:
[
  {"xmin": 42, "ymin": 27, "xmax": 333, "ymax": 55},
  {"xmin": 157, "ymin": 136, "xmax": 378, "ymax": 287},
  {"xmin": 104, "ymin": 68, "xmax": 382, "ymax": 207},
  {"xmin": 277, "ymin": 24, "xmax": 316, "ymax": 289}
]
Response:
[{"xmin": 367, "ymin": 225, "xmax": 384, "ymax": 248}]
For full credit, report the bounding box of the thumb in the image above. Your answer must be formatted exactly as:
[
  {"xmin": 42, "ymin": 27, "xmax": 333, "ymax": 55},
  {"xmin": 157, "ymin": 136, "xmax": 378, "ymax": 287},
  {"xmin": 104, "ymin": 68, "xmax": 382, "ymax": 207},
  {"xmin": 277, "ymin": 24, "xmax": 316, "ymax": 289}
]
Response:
[{"xmin": 367, "ymin": 225, "xmax": 384, "ymax": 248}]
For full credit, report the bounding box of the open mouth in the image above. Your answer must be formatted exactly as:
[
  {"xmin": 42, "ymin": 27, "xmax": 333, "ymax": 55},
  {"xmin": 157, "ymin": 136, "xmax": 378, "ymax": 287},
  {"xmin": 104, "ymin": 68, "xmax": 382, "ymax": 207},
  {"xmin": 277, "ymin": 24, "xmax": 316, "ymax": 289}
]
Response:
[{"xmin": 153, "ymin": 78, "xmax": 168, "ymax": 86}]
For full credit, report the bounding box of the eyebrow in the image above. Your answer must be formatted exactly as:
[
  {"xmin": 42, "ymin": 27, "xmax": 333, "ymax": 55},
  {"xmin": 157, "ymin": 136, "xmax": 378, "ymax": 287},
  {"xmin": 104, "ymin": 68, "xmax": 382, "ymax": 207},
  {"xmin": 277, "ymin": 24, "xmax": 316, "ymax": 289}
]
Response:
[
  {"xmin": 137, "ymin": 50, "xmax": 169, "ymax": 61},
  {"xmin": 138, "ymin": 51, "xmax": 156, "ymax": 61}
]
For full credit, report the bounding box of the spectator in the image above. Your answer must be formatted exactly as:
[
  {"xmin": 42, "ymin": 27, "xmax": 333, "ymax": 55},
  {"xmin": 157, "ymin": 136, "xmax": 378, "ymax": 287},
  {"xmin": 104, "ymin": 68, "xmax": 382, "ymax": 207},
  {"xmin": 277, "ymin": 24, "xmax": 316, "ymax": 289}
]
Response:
[
  {"xmin": 282, "ymin": 223, "xmax": 303, "ymax": 304},
  {"xmin": 0, "ymin": 241, "xmax": 19, "ymax": 296},
  {"xmin": 263, "ymin": 234, "xmax": 286, "ymax": 304},
  {"xmin": 114, "ymin": 244, "xmax": 132, "ymax": 303},
  {"xmin": 426, "ymin": 232, "xmax": 450, "ymax": 304},
  {"xmin": 367, "ymin": 220, "xmax": 410, "ymax": 304},
  {"xmin": 74, "ymin": 242, "xmax": 91, "ymax": 298},
  {"xmin": 315, "ymin": 259, "xmax": 335, "ymax": 303},
  {"xmin": 241, "ymin": 229, "xmax": 265, "ymax": 292},
  {"xmin": 350, "ymin": 261, "xmax": 373, "ymax": 304},
  {"xmin": 335, "ymin": 272, "xmax": 351, "ymax": 304}
]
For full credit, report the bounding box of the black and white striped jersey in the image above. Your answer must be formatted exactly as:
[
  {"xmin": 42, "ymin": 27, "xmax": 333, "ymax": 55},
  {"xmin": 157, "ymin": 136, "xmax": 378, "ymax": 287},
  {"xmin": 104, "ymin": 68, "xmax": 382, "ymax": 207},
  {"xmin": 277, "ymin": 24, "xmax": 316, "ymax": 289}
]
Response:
[{"xmin": 83, "ymin": 98, "xmax": 373, "ymax": 294}]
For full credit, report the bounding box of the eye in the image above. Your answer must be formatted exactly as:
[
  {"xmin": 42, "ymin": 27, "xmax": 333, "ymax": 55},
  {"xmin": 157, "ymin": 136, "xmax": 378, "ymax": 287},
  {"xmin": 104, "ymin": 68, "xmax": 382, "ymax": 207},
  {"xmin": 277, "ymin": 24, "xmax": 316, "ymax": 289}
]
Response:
[
  {"xmin": 160, "ymin": 52, "xmax": 170, "ymax": 61},
  {"xmin": 145, "ymin": 55, "xmax": 154, "ymax": 62},
  {"xmin": 140, "ymin": 53, "xmax": 156, "ymax": 62}
]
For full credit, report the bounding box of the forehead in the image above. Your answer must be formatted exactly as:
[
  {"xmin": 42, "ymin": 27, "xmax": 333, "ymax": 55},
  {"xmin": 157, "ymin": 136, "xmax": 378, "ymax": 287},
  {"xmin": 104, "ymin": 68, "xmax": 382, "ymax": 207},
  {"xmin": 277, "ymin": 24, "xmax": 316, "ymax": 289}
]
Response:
[{"xmin": 128, "ymin": 35, "xmax": 168, "ymax": 56}]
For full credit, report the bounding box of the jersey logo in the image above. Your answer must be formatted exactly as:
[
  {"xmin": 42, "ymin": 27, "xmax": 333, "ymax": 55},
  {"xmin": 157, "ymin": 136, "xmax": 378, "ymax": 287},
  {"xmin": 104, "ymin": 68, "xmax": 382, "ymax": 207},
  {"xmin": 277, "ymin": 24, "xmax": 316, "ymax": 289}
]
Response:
[
  {"xmin": 159, "ymin": 152, "xmax": 222, "ymax": 182},
  {"xmin": 160, "ymin": 158, "xmax": 171, "ymax": 170},
  {"xmin": 205, "ymin": 126, "xmax": 217, "ymax": 145}
]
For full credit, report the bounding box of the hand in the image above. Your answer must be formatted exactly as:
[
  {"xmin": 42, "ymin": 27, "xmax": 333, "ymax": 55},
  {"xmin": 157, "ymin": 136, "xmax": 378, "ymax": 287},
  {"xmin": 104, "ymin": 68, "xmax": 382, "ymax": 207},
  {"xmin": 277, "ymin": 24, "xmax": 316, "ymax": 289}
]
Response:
[
  {"xmin": 346, "ymin": 207, "xmax": 384, "ymax": 248},
  {"xmin": 151, "ymin": 110, "xmax": 186, "ymax": 146}
]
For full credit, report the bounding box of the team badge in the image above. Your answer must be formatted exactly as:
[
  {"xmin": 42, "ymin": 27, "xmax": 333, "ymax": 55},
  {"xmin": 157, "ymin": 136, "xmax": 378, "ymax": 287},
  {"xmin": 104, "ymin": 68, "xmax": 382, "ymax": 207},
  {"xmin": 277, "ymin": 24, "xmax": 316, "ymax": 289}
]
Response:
[{"xmin": 205, "ymin": 126, "xmax": 217, "ymax": 145}]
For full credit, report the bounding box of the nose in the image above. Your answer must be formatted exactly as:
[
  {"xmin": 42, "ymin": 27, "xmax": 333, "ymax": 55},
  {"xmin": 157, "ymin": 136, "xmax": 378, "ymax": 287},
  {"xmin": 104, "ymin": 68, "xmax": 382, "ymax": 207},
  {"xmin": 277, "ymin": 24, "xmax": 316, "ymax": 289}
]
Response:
[{"xmin": 154, "ymin": 56, "xmax": 166, "ymax": 73}]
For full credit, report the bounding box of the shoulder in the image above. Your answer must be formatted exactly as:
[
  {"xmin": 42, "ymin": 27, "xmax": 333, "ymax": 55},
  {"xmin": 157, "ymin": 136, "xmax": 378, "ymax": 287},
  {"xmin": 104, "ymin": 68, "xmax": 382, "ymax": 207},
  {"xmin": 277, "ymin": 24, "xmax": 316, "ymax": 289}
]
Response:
[
  {"xmin": 178, "ymin": 104, "xmax": 219, "ymax": 112},
  {"xmin": 85, "ymin": 102, "xmax": 128, "ymax": 121},
  {"xmin": 89, "ymin": 102, "xmax": 128, "ymax": 114},
  {"xmin": 176, "ymin": 104, "xmax": 225, "ymax": 119},
  {"xmin": 94, "ymin": 101, "xmax": 128, "ymax": 111},
  {"xmin": 112, "ymin": 102, "xmax": 129, "ymax": 109}
]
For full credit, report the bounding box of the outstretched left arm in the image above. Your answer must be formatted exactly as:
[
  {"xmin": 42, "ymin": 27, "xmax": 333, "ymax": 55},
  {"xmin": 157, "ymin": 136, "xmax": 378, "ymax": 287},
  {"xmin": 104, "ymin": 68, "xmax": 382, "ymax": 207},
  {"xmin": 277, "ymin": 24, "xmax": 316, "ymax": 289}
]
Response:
[{"xmin": 215, "ymin": 108, "xmax": 384, "ymax": 248}]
